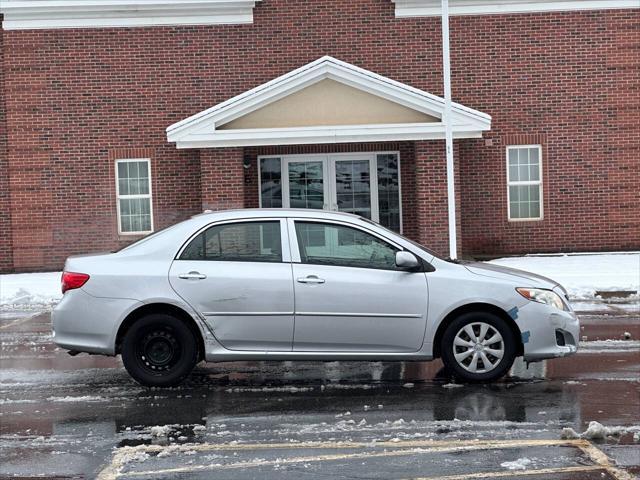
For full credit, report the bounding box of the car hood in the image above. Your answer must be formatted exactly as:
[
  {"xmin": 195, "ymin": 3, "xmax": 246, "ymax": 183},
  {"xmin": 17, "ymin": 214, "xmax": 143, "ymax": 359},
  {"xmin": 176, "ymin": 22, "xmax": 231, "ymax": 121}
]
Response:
[{"xmin": 463, "ymin": 261, "xmax": 562, "ymax": 291}]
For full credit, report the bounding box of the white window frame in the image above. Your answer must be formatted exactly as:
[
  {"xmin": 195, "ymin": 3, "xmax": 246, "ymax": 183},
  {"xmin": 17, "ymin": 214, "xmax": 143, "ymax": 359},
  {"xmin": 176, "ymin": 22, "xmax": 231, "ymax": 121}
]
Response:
[
  {"xmin": 257, "ymin": 151, "xmax": 403, "ymax": 233},
  {"xmin": 506, "ymin": 145, "xmax": 543, "ymax": 222},
  {"xmin": 115, "ymin": 158, "xmax": 154, "ymax": 235}
]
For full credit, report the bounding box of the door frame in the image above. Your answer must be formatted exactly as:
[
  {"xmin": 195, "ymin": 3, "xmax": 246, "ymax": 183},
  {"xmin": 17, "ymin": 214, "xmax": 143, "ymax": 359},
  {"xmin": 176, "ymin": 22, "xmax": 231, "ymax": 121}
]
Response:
[{"xmin": 257, "ymin": 151, "xmax": 403, "ymax": 232}]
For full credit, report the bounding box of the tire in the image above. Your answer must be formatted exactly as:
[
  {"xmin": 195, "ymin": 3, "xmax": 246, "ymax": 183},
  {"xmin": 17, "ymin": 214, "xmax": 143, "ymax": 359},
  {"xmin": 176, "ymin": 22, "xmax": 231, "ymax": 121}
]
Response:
[
  {"xmin": 121, "ymin": 313, "xmax": 198, "ymax": 387},
  {"xmin": 440, "ymin": 312, "xmax": 517, "ymax": 383}
]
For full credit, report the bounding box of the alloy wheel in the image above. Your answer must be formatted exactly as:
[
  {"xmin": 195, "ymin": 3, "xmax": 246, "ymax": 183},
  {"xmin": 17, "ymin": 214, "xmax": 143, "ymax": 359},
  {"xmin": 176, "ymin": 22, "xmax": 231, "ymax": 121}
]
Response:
[{"xmin": 452, "ymin": 322, "xmax": 505, "ymax": 374}]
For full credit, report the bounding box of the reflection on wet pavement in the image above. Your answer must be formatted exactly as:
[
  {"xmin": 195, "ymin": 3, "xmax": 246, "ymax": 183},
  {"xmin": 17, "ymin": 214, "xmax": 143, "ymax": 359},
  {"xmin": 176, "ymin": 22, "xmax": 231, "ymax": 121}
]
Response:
[{"xmin": 1, "ymin": 311, "xmax": 638, "ymax": 479}]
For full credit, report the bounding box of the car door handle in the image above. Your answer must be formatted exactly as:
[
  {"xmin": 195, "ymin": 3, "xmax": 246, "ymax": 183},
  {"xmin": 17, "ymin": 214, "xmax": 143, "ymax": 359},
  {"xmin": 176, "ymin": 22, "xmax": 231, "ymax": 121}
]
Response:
[
  {"xmin": 297, "ymin": 276, "xmax": 325, "ymax": 284},
  {"xmin": 178, "ymin": 272, "xmax": 207, "ymax": 280}
]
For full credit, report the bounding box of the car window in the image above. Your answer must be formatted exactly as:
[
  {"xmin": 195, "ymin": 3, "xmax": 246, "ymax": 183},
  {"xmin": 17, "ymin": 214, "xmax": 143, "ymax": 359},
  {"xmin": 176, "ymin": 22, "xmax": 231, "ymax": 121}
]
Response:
[
  {"xmin": 295, "ymin": 221, "xmax": 398, "ymax": 270},
  {"xmin": 179, "ymin": 221, "xmax": 282, "ymax": 262}
]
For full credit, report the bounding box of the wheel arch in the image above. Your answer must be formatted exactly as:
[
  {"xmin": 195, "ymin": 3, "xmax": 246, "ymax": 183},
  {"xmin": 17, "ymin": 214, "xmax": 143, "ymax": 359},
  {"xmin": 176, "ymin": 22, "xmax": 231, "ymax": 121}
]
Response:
[
  {"xmin": 115, "ymin": 303, "xmax": 206, "ymax": 360},
  {"xmin": 432, "ymin": 303, "xmax": 524, "ymax": 358}
]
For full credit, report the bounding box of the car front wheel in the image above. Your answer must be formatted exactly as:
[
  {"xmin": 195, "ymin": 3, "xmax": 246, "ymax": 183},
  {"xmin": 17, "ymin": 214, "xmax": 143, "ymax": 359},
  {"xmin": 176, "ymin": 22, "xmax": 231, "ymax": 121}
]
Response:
[
  {"xmin": 121, "ymin": 313, "xmax": 198, "ymax": 387},
  {"xmin": 440, "ymin": 312, "xmax": 517, "ymax": 383}
]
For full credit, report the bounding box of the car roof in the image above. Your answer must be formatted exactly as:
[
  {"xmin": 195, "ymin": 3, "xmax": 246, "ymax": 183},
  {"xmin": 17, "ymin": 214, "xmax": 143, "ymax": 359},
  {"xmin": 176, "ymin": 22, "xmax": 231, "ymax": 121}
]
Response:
[{"xmin": 192, "ymin": 208, "xmax": 362, "ymax": 221}]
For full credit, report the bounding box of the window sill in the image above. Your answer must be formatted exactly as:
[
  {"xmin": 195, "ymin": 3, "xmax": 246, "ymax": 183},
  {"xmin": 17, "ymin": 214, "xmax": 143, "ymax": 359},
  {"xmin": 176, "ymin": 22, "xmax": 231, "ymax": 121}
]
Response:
[{"xmin": 507, "ymin": 218, "xmax": 544, "ymax": 223}]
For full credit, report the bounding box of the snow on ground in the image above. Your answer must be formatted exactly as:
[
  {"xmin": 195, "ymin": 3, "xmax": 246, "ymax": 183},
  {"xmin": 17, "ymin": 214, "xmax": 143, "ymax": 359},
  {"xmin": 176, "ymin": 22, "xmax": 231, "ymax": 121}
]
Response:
[
  {"xmin": 500, "ymin": 458, "xmax": 533, "ymax": 470},
  {"xmin": 487, "ymin": 252, "xmax": 640, "ymax": 300},
  {"xmin": 0, "ymin": 271, "xmax": 62, "ymax": 310}
]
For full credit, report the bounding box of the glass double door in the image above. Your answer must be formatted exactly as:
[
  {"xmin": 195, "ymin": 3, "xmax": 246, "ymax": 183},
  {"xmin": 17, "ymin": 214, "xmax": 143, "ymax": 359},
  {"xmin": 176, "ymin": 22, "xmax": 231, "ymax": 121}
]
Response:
[{"xmin": 283, "ymin": 154, "xmax": 379, "ymax": 221}]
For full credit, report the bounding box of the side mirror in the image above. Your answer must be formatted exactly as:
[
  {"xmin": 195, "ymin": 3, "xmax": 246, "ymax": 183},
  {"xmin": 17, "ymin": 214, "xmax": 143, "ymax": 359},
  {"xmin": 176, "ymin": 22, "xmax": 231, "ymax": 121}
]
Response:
[{"xmin": 395, "ymin": 251, "xmax": 420, "ymax": 271}]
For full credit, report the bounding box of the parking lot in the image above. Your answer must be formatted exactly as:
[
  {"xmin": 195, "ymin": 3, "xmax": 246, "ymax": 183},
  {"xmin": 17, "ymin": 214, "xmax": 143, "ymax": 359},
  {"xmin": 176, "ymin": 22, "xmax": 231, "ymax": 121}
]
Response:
[{"xmin": 1, "ymin": 306, "xmax": 639, "ymax": 479}]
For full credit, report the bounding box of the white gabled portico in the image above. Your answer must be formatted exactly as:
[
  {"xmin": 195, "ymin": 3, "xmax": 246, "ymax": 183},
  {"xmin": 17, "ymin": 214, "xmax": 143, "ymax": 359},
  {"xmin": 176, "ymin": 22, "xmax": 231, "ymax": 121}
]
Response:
[
  {"xmin": 168, "ymin": 57, "xmax": 491, "ymax": 258},
  {"xmin": 166, "ymin": 56, "xmax": 490, "ymax": 148}
]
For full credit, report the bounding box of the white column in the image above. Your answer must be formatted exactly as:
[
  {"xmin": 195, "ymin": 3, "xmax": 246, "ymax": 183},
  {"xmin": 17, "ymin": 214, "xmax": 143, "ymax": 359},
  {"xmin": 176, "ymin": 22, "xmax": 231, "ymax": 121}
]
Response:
[{"xmin": 441, "ymin": 0, "xmax": 457, "ymax": 259}]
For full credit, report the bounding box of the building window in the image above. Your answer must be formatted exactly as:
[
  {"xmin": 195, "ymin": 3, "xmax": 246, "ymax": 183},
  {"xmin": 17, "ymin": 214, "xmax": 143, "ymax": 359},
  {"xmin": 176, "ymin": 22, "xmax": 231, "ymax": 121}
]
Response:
[
  {"xmin": 259, "ymin": 157, "xmax": 283, "ymax": 208},
  {"xmin": 507, "ymin": 146, "xmax": 543, "ymax": 221},
  {"xmin": 376, "ymin": 153, "xmax": 401, "ymax": 232},
  {"xmin": 116, "ymin": 159, "xmax": 153, "ymax": 234}
]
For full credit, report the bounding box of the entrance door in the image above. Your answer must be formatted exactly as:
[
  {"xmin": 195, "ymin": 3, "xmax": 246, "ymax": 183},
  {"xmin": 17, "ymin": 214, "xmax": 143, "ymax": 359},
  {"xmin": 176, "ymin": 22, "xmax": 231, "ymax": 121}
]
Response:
[
  {"xmin": 329, "ymin": 154, "xmax": 377, "ymax": 221},
  {"xmin": 284, "ymin": 157, "xmax": 330, "ymax": 211},
  {"xmin": 281, "ymin": 154, "xmax": 378, "ymax": 220}
]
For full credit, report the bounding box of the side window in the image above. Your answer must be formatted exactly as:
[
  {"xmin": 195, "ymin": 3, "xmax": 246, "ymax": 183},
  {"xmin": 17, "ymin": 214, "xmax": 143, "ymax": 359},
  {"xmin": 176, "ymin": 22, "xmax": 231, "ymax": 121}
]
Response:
[
  {"xmin": 295, "ymin": 222, "xmax": 398, "ymax": 270},
  {"xmin": 180, "ymin": 221, "xmax": 282, "ymax": 262}
]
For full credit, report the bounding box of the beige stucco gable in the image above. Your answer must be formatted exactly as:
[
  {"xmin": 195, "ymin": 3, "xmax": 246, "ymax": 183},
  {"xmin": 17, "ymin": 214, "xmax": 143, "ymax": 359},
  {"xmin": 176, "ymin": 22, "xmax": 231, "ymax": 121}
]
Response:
[{"xmin": 218, "ymin": 79, "xmax": 438, "ymax": 130}]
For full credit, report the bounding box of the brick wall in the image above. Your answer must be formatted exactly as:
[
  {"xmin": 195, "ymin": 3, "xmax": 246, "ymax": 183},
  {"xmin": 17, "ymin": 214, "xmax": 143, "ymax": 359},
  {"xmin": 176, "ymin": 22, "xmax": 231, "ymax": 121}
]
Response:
[
  {"xmin": 0, "ymin": 19, "xmax": 13, "ymax": 273},
  {"xmin": 455, "ymin": 11, "xmax": 640, "ymax": 255},
  {"xmin": 200, "ymin": 148, "xmax": 245, "ymax": 211},
  {"xmin": 413, "ymin": 140, "xmax": 463, "ymax": 257},
  {"xmin": 1, "ymin": 2, "xmax": 638, "ymax": 271}
]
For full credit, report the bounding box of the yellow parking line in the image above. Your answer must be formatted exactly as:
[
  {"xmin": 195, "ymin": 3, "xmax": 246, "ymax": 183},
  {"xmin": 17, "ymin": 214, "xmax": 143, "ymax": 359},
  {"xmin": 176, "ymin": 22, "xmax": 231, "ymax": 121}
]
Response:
[
  {"xmin": 97, "ymin": 437, "xmax": 624, "ymax": 479},
  {"xmin": 0, "ymin": 312, "xmax": 41, "ymax": 330},
  {"xmin": 109, "ymin": 437, "xmax": 585, "ymax": 455},
  {"xmin": 577, "ymin": 441, "xmax": 635, "ymax": 480},
  {"xmin": 407, "ymin": 465, "xmax": 605, "ymax": 479}
]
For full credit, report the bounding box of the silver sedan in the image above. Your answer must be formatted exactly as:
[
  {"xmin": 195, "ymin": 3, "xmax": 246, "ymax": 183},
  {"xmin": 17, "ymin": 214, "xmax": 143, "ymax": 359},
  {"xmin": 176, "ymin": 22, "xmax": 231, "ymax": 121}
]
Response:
[{"xmin": 52, "ymin": 209, "xmax": 579, "ymax": 387}]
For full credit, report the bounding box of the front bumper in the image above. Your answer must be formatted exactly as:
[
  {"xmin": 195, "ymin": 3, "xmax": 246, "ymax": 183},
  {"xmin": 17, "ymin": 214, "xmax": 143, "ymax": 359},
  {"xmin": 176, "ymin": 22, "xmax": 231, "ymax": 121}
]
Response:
[{"xmin": 514, "ymin": 300, "xmax": 580, "ymax": 362}]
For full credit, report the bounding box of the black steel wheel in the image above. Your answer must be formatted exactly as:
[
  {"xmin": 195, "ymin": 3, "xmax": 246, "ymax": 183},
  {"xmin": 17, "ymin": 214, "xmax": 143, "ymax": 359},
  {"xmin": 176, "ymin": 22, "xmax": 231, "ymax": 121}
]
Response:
[{"xmin": 121, "ymin": 313, "xmax": 198, "ymax": 387}]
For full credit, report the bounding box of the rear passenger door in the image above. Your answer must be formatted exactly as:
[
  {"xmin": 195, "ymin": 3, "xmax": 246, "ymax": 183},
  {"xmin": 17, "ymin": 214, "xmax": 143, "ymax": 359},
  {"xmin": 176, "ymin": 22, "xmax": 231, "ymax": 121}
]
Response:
[{"xmin": 169, "ymin": 219, "xmax": 295, "ymax": 351}]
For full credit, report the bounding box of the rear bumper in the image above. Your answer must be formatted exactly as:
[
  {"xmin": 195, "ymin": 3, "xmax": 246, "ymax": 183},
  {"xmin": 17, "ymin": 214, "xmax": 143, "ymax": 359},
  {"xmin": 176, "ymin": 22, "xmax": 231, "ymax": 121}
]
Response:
[
  {"xmin": 52, "ymin": 289, "xmax": 142, "ymax": 355},
  {"xmin": 515, "ymin": 301, "xmax": 580, "ymax": 362}
]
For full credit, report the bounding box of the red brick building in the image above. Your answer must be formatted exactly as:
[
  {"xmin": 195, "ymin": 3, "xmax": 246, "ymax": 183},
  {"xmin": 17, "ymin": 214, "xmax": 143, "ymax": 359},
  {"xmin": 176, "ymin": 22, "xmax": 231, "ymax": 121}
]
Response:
[{"xmin": 0, "ymin": 0, "xmax": 638, "ymax": 273}]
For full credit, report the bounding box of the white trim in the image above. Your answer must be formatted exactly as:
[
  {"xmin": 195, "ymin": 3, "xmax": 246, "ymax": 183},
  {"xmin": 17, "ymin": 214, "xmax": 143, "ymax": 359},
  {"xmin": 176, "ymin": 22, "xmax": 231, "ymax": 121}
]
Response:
[
  {"xmin": 441, "ymin": 0, "xmax": 457, "ymax": 260},
  {"xmin": 392, "ymin": 0, "xmax": 639, "ymax": 17},
  {"xmin": 506, "ymin": 145, "xmax": 543, "ymax": 222},
  {"xmin": 166, "ymin": 56, "xmax": 491, "ymax": 148},
  {"xmin": 1, "ymin": 0, "xmax": 262, "ymax": 30},
  {"xmin": 258, "ymin": 151, "xmax": 403, "ymax": 233},
  {"xmin": 115, "ymin": 158, "xmax": 154, "ymax": 235}
]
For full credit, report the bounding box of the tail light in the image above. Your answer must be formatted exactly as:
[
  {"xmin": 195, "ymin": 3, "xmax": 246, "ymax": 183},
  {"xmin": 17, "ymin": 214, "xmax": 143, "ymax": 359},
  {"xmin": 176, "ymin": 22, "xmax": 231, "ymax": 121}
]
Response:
[{"xmin": 61, "ymin": 272, "xmax": 90, "ymax": 293}]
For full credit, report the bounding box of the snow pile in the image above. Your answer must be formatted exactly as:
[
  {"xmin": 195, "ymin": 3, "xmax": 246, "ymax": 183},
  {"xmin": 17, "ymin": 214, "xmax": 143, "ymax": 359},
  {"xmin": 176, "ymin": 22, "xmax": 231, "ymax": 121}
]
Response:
[
  {"xmin": 47, "ymin": 395, "xmax": 107, "ymax": 403},
  {"xmin": 117, "ymin": 448, "xmax": 150, "ymax": 464},
  {"xmin": 487, "ymin": 252, "xmax": 639, "ymax": 300},
  {"xmin": 561, "ymin": 421, "xmax": 640, "ymax": 440},
  {"xmin": 150, "ymin": 425, "xmax": 173, "ymax": 437},
  {"xmin": 500, "ymin": 458, "xmax": 532, "ymax": 470},
  {"xmin": 0, "ymin": 272, "xmax": 62, "ymax": 309},
  {"xmin": 442, "ymin": 383, "xmax": 464, "ymax": 389},
  {"xmin": 226, "ymin": 385, "xmax": 313, "ymax": 393}
]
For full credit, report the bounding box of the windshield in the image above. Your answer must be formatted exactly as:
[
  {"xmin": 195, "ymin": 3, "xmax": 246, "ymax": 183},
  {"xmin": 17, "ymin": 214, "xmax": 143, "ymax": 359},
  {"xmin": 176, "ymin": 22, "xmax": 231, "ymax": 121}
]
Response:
[{"xmin": 360, "ymin": 218, "xmax": 441, "ymax": 259}]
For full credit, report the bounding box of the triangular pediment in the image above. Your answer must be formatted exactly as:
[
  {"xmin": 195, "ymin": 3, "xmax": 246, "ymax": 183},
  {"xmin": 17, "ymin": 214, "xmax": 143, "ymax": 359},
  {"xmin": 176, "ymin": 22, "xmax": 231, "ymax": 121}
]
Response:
[
  {"xmin": 218, "ymin": 79, "xmax": 439, "ymax": 129},
  {"xmin": 167, "ymin": 56, "xmax": 491, "ymax": 148}
]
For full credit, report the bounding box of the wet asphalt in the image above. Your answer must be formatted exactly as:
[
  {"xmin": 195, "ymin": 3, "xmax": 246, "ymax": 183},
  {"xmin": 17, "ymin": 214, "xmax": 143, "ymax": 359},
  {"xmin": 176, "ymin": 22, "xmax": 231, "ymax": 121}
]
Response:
[{"xmin": 0, "ymin": 304, "xmax": 638, "ymax": 479}]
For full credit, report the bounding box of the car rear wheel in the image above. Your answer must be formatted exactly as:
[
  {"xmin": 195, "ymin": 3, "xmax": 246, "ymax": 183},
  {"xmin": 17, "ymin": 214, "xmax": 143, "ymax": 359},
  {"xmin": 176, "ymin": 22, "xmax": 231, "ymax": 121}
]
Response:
[
  {"xmin": 440, "ymin": 312, "xmax": 517, "ymax": 383},
  {"xmin": 121, "ymin": 314, "xmax": 198, "ymax": 387}
]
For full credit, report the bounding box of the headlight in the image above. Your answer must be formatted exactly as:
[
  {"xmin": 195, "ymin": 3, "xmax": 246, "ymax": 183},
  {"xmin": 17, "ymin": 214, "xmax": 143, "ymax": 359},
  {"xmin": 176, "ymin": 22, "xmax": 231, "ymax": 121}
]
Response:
[{"xmin": 516, "ymin": 287, "xmax": 567, "ymax": 311}]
